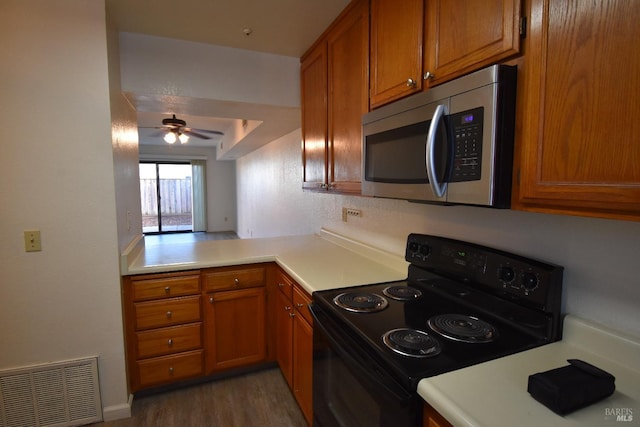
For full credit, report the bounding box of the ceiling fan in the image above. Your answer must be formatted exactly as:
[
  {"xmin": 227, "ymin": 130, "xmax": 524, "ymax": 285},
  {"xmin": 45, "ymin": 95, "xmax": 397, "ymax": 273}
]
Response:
[{"xmin": 142, "ymin": 114, "xmax": 224, "ymax": 144}]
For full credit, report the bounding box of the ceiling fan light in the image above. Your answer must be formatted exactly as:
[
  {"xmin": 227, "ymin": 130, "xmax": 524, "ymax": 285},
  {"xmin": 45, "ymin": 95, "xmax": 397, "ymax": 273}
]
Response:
[
  {"xmin": 164, "ymin": 131, "xmax": 177, "ymax": 144},
  {"xmin": 179, "ymin": 133, "xmax": 189, "ymax": 144}
]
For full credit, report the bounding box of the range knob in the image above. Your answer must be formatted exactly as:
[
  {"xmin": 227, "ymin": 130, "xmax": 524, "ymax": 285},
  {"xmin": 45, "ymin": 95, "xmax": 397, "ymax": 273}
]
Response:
[
  {"xmin": 521, "ymin": 272, "xmax": 539, "ymax": 291},
  {"xmin": 418, "ymin": 244, "xmax": 431, "ymax": 258},
  {"xmin": 498, "ymin": 266, "xmax": 516, "ymax": 283},
  {"xmin": 408, "ymin": 242, "xmax": 419, "ymax": 253}
]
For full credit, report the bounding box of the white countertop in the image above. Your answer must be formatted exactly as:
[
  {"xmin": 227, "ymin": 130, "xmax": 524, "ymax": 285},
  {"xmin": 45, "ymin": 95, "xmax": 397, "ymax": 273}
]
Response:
[
  {"xmin": 121, "ymin": 229, "xmax": 408, "ymax": 294},
  {"xmin": 418, "ymin": 315, "xmax": 640, "ymax": 427}
]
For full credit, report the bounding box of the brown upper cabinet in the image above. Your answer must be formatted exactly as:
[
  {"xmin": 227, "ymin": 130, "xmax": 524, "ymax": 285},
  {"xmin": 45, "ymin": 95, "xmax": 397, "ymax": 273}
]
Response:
[
  {"xmin": 515, "ymin": 0, "xmax": 640, "ymax": 221},
  {"xmin": 424, "ymin": 0, "xmax": 521, "ymax": 87},
  {"xmin": 370, "ymin": 0, "xmax": 424, "ymax": 108},
  {"xmin": 370, "ymin": 0, "xmax": 521, "ymax": 109},
  {"xmin": 301, "ymin": 0, "xmax": 369, "ymax": 194}
]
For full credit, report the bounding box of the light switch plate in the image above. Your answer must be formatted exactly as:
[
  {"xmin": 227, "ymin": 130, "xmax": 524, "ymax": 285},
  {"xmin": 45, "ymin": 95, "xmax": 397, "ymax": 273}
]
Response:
[{"xmin": 24, "ymin": 230, "xmax": 42, "ymax": 252}]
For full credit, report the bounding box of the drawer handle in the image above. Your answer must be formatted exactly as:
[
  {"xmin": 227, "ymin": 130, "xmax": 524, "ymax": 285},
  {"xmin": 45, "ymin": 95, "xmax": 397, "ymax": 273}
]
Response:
[
  {"xmin": 164, "ymin": 286, "xmax": 170, "ymax": 293},
  {"xmin": 166, "ymin": 311, "xmax": 172, "ymax": 319},
  {"xmin": 168, "ymin": 366, "xmax": 174, "ymax": 375},
  {"xmin": 167, "ymin": 338, "xmax": 173, "ymax": 347},
  {"xmin": 234, "ymin": 278, "xmax": 240, "ymax": 286}
]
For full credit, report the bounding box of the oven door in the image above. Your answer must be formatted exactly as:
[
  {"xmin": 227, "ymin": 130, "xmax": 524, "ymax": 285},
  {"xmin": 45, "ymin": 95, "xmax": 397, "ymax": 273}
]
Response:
[{"xmin": 309, "ymin": 303, "xmax": 421, "ymax": 427}]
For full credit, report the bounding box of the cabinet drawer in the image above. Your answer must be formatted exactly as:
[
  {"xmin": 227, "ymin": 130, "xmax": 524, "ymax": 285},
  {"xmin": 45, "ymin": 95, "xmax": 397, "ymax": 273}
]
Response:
[
  {"xmin": 137, "ymin": 350, "xmax": 204, "ymax": 388},
  {"xmin": 136, "ymin": 323, "xmax": 202, "ymax": 359},
  {"xmin": 293, "ymin": 285, "xmax": 313, "ymax": 325},
  {"xmin": 134, "ymin": 296, "xmax": 201, "ymax": 330},
  {"xmin": 203, "ymin": 266, "xmax": 265, "ymax": 292},
  {"xmin": 276, "ymin": 270, "xmax": 294, "ymax": 301},
  {"xmin": 132, "ymin": 274, "xmax": 200, "ymax": 301}
]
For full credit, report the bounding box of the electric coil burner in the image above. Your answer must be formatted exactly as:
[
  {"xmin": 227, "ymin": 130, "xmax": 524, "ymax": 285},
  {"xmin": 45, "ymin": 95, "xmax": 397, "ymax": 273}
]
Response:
[
  {"xmin": 382, "ymin": 328, "xmax": 441, "ymax": 358},
  {"xmin": 310, "ymin": 233, "xmax": 564, "ymax": 427},
  {"xmin": 383, "ymin": 285, "xmax": 423, "ymax": 301},
  {"xmin": 427, "ymin": 314, "xmax": 497, "ymax": 343},
  {"xmin": 333, "ymin": 292, "xmax": 388, "ymax": 313}
]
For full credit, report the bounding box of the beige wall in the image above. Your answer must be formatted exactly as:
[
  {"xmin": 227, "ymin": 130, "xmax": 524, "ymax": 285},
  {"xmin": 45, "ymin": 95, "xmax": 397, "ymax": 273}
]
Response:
[
  {"xmin": 0, "ymin": 0, "xmax": 129, "ymax": 420},
  {"xmin": 236, "ymin": 130, "xmax": 640, "ymax": 337}
]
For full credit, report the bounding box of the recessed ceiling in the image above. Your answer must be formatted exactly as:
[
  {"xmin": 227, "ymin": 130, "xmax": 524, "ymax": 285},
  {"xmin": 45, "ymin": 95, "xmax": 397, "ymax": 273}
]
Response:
[{"xmin": 107, "ymin": 0, "xmax": 349, "ymax": 156}]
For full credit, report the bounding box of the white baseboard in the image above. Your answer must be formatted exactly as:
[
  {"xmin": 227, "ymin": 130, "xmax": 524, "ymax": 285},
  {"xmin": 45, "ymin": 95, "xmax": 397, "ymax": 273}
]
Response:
[{"xmin": 102, "ymin": 394, "xmax": 133, "ymax": 422}]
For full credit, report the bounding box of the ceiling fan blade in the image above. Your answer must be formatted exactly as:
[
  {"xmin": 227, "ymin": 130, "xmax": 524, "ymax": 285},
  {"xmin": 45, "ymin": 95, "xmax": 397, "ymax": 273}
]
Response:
[
  {"xmin": 183, "ymin": 129, "xmax": 212, "ymax": 140},
  {"xmin": 192, "ymin": 128, "xmax": 224, "ymax": 135}
]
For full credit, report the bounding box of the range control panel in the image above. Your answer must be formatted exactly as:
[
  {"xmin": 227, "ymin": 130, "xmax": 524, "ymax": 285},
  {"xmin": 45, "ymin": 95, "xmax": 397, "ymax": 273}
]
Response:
[{"xmin": 405, "ymin": 233, "xmax": 564, "ymax": 312}]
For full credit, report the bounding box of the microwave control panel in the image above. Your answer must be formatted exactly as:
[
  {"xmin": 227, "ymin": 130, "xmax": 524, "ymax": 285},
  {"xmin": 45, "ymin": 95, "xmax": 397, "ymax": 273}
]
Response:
[{"xmin": 449, "ymin": 107, "xmax": 483, "ymax": 182}]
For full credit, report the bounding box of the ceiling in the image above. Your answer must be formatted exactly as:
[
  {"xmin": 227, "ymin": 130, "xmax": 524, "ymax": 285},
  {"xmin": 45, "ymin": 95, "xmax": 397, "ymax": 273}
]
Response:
[{"xmin": 107, "ymin": 0, "xmax": 350, "ymax": 155}]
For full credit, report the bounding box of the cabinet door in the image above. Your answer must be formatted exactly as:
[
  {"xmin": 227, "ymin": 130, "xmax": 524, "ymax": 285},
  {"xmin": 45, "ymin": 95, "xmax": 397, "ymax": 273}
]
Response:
[
  {"xmin": 424, "ymin": 0, "xmax": 520, "ymax": 86},
  {"xmin": 293, "ymin": 312, "xmax": 313, "ymax": 425},
  {"xmin": 517, "ymin": 0, "xmax": 640, "ymax": 220},
  {"xmin": 205, "ymin": 287, "xmax": 266, "ymax": 372},
  {"xmin": 327, "ymin": 0, "xmax": 369, "ymax": 193},
  {"xmin": 301, "ymin": 43, "xmax": 328, "ymax": 190},
  {"xmin": 370, "ymin": 0, "xmax": 424, "ymax": 108},
  {"xmin": 276, "ymin": 290, "xmax": 293, "ymax": 388}
]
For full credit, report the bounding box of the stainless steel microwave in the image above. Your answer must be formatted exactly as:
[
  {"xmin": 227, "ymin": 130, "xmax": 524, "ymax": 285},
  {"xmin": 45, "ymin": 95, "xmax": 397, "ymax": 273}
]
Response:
[{"xmin": 362, "ymin": 64, "xmax": 517, "ymax": 208}]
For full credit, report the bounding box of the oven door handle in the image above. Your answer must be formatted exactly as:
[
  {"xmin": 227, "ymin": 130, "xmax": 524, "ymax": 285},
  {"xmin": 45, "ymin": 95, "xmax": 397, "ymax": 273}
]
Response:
[
  {"xmin": 309, "ymin": 303, "xmax": 414, "ymax": 402},
  {"xmin": 425, "ymin": 103, "xmax": 448, "ymax": 198}
]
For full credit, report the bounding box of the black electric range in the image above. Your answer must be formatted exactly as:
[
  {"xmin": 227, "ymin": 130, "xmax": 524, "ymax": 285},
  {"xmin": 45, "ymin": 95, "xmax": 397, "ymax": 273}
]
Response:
[{"xmin": 310, "ymin": 234, "xmax": 564, "ymax": 427}]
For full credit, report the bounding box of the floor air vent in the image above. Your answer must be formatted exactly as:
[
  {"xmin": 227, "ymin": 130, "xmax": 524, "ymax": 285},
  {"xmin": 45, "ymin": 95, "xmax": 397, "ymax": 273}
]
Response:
[{"xmin": 0, "ymin": 357, "xmax": 102, "ymax": 427}]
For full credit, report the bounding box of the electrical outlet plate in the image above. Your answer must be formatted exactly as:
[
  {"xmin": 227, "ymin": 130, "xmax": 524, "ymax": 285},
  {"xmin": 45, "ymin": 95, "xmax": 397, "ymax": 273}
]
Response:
[
  {"xmin": 24, "ymin": 230, "xmax": 42, "ymax": 252},
  {"xmin": 342, "ymin": 208, "xmax": 362, "ymax": 222}
]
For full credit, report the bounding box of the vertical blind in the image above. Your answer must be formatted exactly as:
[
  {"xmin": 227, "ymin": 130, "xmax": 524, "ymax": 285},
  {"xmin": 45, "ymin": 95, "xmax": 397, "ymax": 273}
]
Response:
[{"xmin": 191, "ymin": 160, "xmax": 207, "ymax": 232}]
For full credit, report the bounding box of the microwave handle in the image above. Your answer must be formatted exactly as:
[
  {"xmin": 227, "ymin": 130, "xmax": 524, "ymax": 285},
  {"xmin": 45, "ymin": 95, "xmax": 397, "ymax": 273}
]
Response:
[{"xmin": 426, "ymin": 104, "xmax": 448, "ymax": 198}]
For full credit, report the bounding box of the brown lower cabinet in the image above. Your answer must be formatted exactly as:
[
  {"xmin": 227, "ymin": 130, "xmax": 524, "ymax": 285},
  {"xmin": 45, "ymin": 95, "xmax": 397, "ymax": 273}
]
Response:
[
  {"xmin": 123, "ymin": 263, "xmax": 313, "ymax": 423},
  {"xmin": 123, "ymin": 271, "xmax": 205, "ymax": 392},
  {"xmin": 123, "ymin": 265, "xmax": 270, "ymax": 392},
  {"xmin": 423, "ymin": 402, "xmax": 453, "ymax": 427},
  {"xmin": 275, "ymin": 267, "xmax": 314, "ymax": 425}
]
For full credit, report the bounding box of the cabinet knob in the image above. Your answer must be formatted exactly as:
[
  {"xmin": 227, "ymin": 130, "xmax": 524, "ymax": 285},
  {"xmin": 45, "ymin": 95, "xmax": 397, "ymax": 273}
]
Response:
[
  {"xmin": 406, "ymin": 78, "xmax": 416, "ymax": 87},
  {"xmin": 164, "ymin": 286, "xmax": 170, "ymax": 293},
  {"xmin": 167, "ymin": 338, "xmax": 173, "ymax": 346},
  {"xmin": 423, "ymin": 71, "xmax": 434, "ymax": 80},
  {"xmin": 296, "ymin": 303, "xmax": 304, "ymax": 308},
  {"xmin": 285, "ymin": 306, "xmax": 291, "ymax": 311},
  {"xmin": 278, "ymin": 282, "xmax": 284, "ymax": 288},
  {"xmin": 209, "ymin": 296, "xmax": 214, "ymax": 304},
  {"xmin": 320, "ymin": 183, "xmax": 328, "ymax": 189},
  {"xmin": 289, "ymin": 312, "xmax": 296, "ymax": 318},
  {"xmin": 234, "ymin": 278, "xmax": 240, "ymax": 286},
  {"xmin": 166, "ymin": 311, "xmax": 172, "ymax": 319},
  {"xmin": 168, "ymin": 366, "xmax": 174, "ymax": 375}
]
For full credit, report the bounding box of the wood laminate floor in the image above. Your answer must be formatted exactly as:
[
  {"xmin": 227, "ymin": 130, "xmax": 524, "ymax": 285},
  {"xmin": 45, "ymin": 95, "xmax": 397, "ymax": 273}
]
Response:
[{"xmin": 91, "ymin": 368, "xmax": 307, "ymax": 427}]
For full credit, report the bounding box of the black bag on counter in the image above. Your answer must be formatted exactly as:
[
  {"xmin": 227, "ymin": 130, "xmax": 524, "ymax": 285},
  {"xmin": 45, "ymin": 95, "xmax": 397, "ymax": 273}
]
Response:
[{"xmin": 527, "ymin": 359, "xmax": 616, "ymax": 415}]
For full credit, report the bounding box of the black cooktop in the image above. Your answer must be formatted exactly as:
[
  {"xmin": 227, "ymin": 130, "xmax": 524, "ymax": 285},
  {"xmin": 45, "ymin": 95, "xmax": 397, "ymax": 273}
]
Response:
[{"xmin": 312, "ymin": 278, "xmax": 553, "ymax": 390}]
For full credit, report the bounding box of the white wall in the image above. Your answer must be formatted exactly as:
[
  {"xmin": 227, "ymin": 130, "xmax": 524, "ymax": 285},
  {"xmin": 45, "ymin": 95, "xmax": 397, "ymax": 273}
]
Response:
[
  {"xmin": 237, "ymin": 130, "xmax": 640, "ymax": 338},
  {"xmin": 139, "ymin": 145, "xmax": 237, "ymax": 232},
  {"xmin": 0, "ymin": 0, "xmax": 129, "ymax": 420}
]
